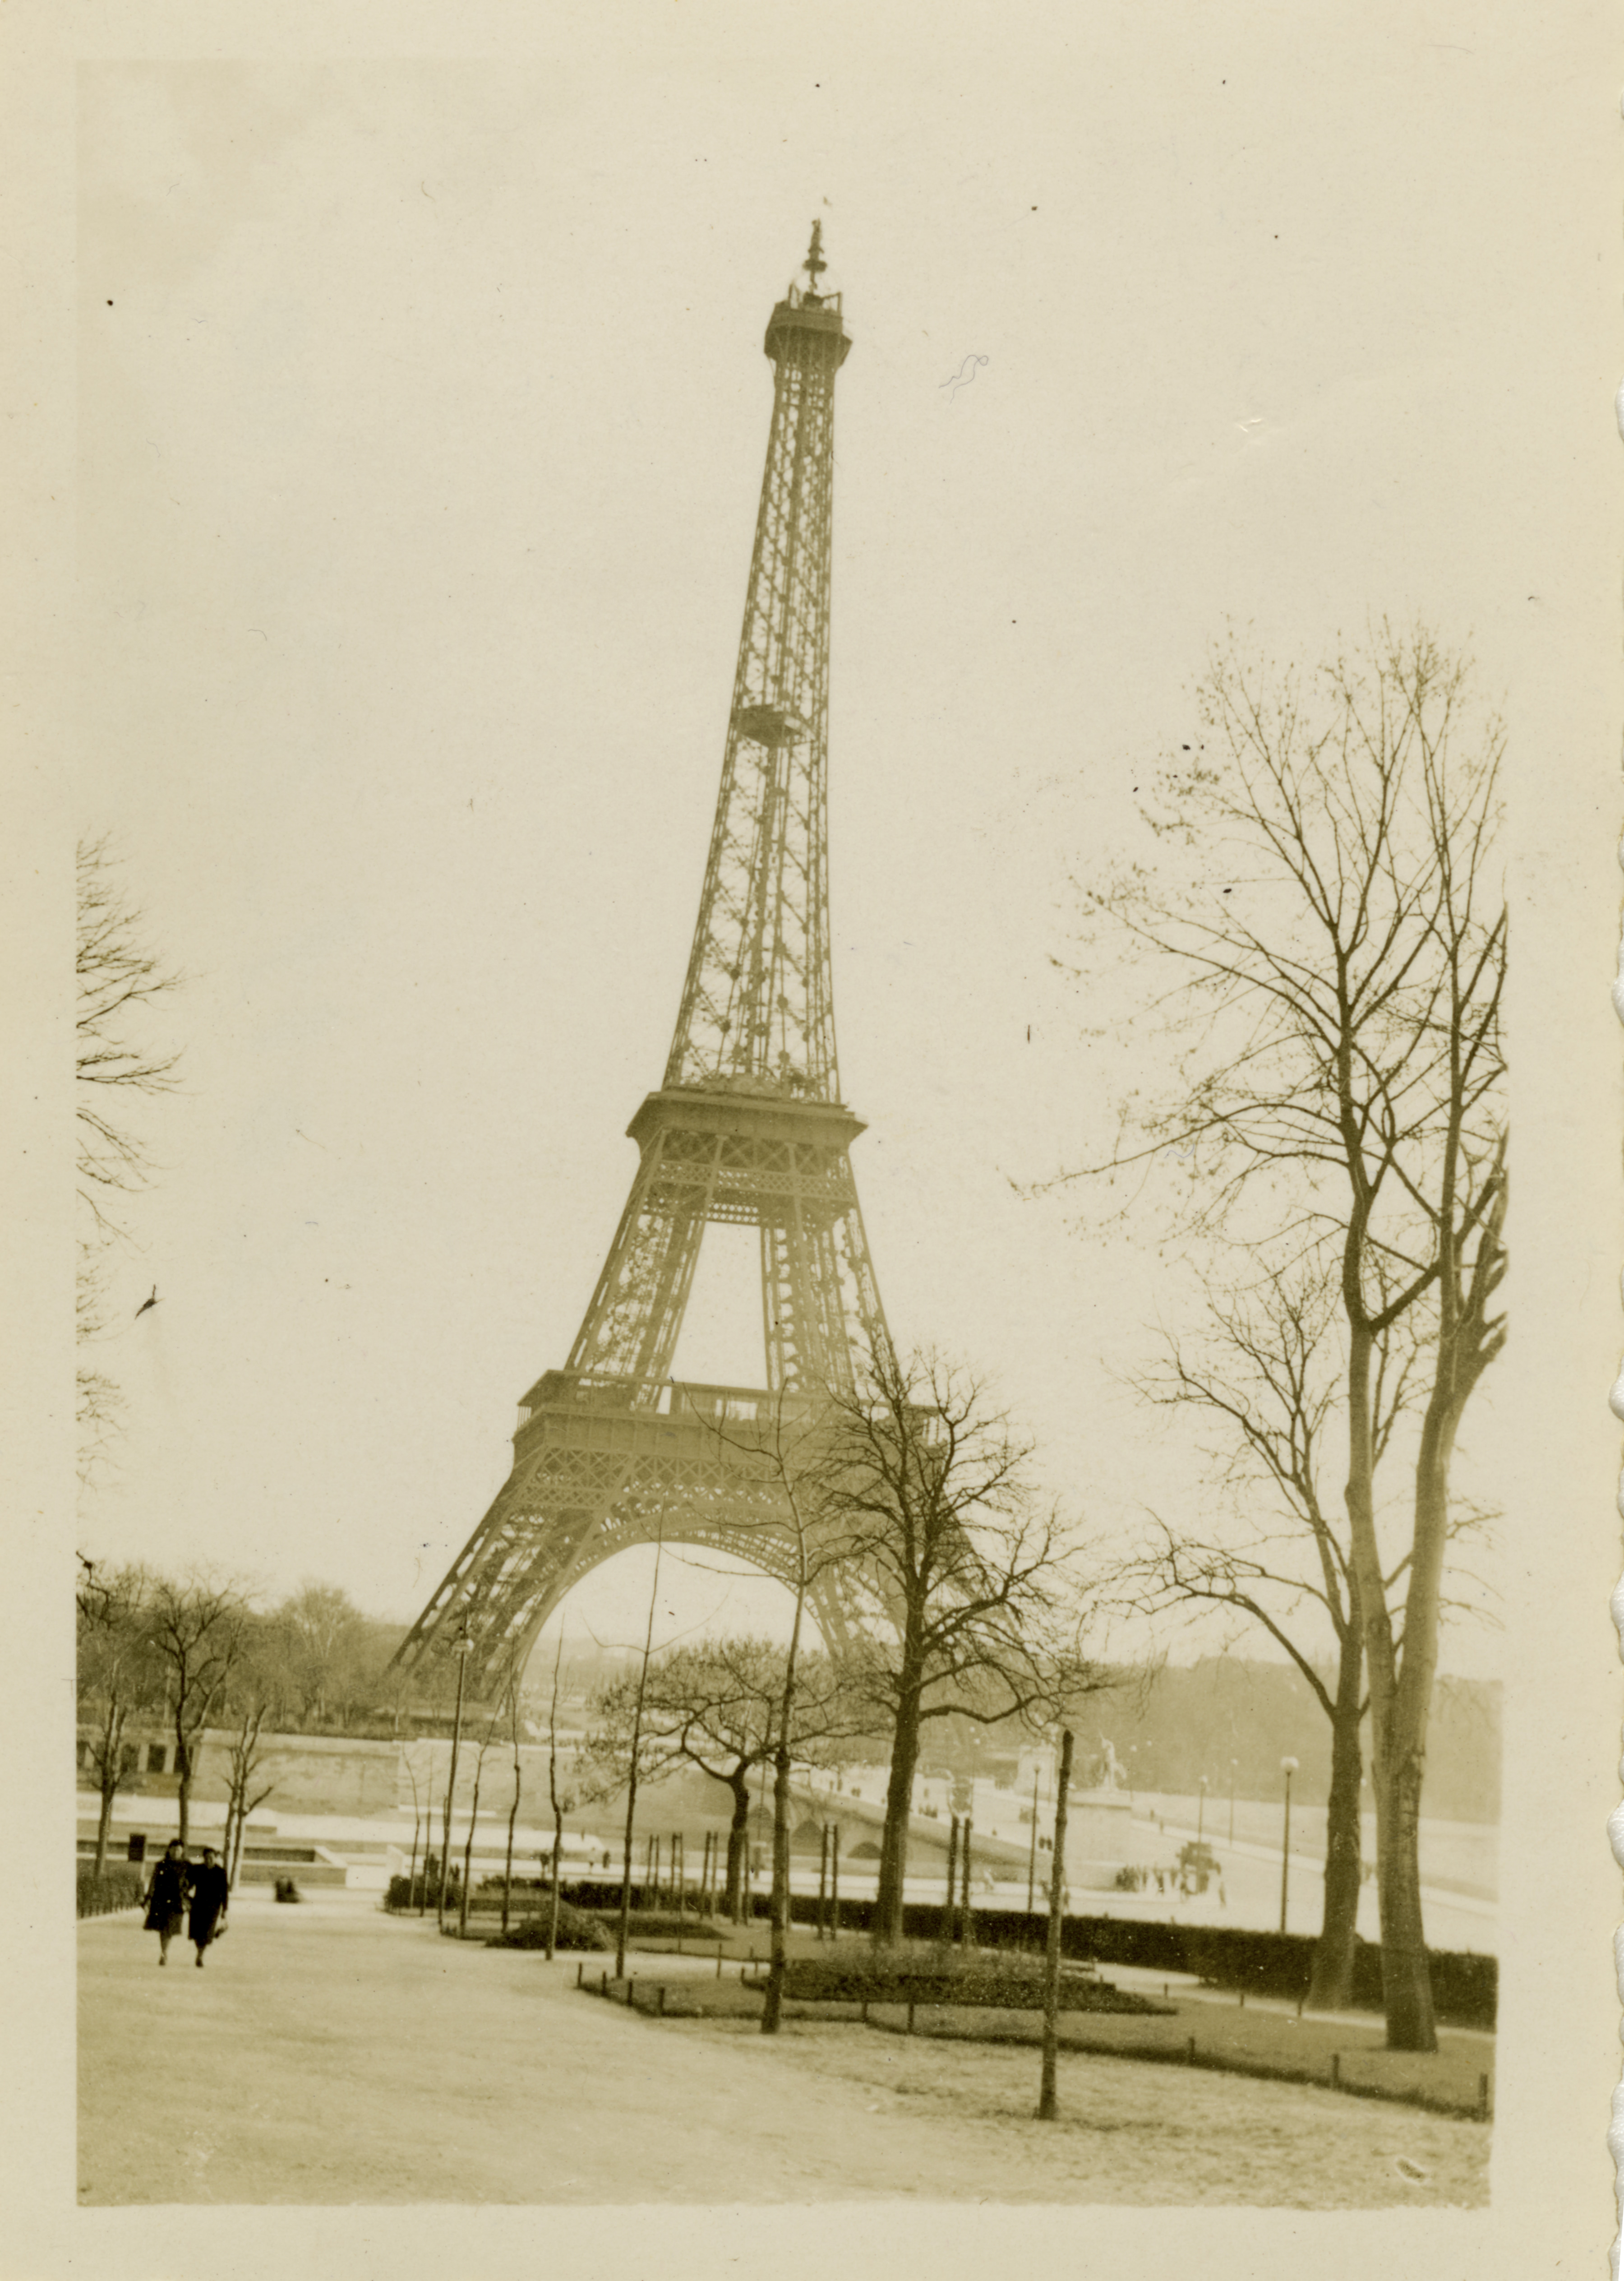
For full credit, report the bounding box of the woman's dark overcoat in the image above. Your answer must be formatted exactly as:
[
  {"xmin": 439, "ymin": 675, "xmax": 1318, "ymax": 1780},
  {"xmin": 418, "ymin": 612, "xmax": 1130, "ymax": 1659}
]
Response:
[
  {"xmin": 188, "ymin": 1860, "xmax": 229, "ymax": 1946},
  {"xmin": 143, "ymin": 1854, "xmax": 189, "ymax": 1935}
]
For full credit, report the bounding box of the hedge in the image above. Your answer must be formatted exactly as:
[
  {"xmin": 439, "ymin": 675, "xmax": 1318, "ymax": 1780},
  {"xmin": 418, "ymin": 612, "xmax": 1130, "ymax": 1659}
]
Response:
[
  {"xmin": 484, "ymin": 1903, "xmax": 611, "ymax": 1952},
  {"xmin": 771, "ymin": 1895, "xmax": 1496, "ymax": 2030},
  {"xmin": 78, "ymin": 1865, "xmax": 145, "ymax": 1919}
]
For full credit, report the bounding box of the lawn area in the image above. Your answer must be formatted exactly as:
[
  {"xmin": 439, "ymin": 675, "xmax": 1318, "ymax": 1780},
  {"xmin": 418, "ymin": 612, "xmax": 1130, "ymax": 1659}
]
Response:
[
  {"xmin": 577, "ymin": 1950, "xmax": 1493, "ymax": 2119},
  {"xmin": 876, "ymin": 1997, "xmax": 1492, "ymax": 2118}
]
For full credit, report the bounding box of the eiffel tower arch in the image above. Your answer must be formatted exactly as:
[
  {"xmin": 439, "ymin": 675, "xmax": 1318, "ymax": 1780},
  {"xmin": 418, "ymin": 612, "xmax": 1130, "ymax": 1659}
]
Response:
[{"xmin": 394, "ymin": 228, "xmax": 897, "ymax": 1695}]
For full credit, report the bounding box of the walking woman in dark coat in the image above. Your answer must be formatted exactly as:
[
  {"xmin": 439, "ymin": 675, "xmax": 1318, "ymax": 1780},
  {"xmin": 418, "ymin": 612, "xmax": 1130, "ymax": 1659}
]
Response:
[
  {"xmin": 188, "ymin": 1846, "xmax": 229, "ymax": 1967},
  {"xmin": 143, "ymin": 1840, "xmax": 190, "ymax": 1967}
]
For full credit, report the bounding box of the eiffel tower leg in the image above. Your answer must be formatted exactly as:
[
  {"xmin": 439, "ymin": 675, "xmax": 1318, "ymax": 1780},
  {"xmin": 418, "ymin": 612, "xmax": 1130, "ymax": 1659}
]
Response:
[
  {"xmin": 566, "ymin": 1129, "xmax": 712, "ymax": 1389},
  {"xmin": 391, "ymin": 1435, "xmax": 638, "ymax": 1691}
]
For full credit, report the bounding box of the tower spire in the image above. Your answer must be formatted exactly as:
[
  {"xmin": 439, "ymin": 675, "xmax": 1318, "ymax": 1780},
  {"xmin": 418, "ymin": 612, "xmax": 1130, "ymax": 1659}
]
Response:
[
  {"xmin": 803, "ymin": 218, "xmax": 827, "ymax": 290},
  {"xmin": 665, "ymin": 236, "xmax": 850, "ymax": 1099}
]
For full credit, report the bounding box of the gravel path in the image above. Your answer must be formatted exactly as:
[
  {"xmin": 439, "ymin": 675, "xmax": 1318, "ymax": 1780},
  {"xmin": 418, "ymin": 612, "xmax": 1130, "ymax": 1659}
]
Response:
[{"xmin": 77, "ymin": 1894, "xmax": 1487, "ymax": 2207}]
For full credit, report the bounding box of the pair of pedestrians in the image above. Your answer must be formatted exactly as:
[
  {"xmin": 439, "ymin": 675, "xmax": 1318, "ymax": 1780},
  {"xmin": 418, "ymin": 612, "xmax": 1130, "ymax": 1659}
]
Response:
[{"xmin": 143, "ymin": 1841, "xmax": 229, "ymax": 1968}]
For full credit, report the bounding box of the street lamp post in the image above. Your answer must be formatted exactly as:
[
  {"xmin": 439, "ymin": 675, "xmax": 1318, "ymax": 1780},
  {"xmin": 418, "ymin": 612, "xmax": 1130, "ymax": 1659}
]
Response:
[
  {"xmin": 1278, "ymin": 1756, "xmax": 1299, "ymax": 1935},
  {"xmin": 438, "ymin": 1624, "xmax": 473, "ymax": 1933}
]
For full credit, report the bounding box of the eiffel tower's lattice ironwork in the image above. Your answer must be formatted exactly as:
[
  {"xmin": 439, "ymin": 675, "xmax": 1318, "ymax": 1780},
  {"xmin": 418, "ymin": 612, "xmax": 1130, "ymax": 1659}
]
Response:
[{"xmin": 394, "ymin": 227, "xmax": 895, "ymax": 1694}]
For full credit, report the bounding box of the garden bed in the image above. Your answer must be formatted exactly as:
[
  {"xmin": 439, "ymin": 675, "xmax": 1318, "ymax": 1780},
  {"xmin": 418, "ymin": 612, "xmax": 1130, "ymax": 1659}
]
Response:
[{"xmin": 775, "ymin": 1948, "xmax": 1167, "ymax": 2015}]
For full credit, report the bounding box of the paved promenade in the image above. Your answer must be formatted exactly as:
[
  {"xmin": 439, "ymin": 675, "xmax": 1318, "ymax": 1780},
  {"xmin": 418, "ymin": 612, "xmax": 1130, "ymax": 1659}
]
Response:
[{"xmin": 77, "ymin": 1889, "xmax": 1487, "ymax": 2207}]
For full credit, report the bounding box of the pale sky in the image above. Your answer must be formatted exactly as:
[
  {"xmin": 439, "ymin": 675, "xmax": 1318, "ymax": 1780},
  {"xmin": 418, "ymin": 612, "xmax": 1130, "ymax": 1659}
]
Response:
[{"xmin": 68, "ymin": 29, "xmax": 1603, "ymax": 1680}]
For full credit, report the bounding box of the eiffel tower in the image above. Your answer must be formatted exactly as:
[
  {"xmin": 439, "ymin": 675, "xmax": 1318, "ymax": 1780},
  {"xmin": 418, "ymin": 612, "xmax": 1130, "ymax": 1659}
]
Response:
[{"xmin": 394, "ymin": 227, "xmax": 897, "ymax": 1694}]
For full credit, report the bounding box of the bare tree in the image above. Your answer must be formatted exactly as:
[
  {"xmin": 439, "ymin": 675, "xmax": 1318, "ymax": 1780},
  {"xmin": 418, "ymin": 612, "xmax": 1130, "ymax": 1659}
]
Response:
[
  {"xmin": 221, "ymin": 1704, "xmax": 277, "ymax": 1888},
  {"xmin": 76, "ymin": 1559, "xmax": 156, "ymax": 1877},
  {"xmin": 145, "ymin": 1573, "xmax": 251, "ymax": 1847},
  {"xmin": 1063, "ymin": 625, "xmax": 1506, "ymax": 2050},
  {"xmin": 401, "ymin": 1743, "xmax": 429, "ymax": 1906},
  {"xmin": 586, "ymin": 1639, "xmax": 868, "ymax": 1929},
  {"xmin": 542, "ymin": 1632, "xmax": 572, "ymax": 1958},
  {"xmin": 457, "ymin": 1710, "xmax": 502, "ymax": 1937},
  {"xmin": 815, "ymin": 1349, "xmax": 1101, "ymax": 1947},
  {"xmin": 612, "ymin": 1527, "xmax": 666, "ymax": 1980},
  {"xmin": 75, "ymin": 837, "xmax": 184, "ymax": 1476}
]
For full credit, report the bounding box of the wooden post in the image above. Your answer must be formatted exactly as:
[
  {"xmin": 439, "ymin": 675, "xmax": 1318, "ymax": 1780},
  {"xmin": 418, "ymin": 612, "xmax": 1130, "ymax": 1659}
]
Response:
[
  {"xmin": 943, "ymin": 1815, "xmax": 959, "ymax": 1947},
  {"xmin": 831, "ymin": 1824, "xmax": 840, "ymax": 1941},
  {"xmin": 1026, "ymin": 1767, "xmax": 1040, "ymax": 1917},
  {"xmin": 817, "ymin": 1823, "xmax": 829, "ymax": 1942},
  {"xmin": 1037, "ymin": 1727, "xmax": 1074, "ymax": 2123}
]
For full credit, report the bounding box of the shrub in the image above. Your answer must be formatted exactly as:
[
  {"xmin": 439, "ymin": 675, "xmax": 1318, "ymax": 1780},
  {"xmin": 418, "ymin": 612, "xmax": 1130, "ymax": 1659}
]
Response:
[
  {"xmin": 486, "ymin": 1902, "xmax": 611, "ymax": 1952},
  {"xmin": 584, "ymin": 1910, "xmax": 722, "ymax": 1939},
  {"xmin": 385, "ymin": 1870, "xmax": 462, "ymax": 1911},
  {"xmin": 77, "ymin": 1865, "xmax": 144, "ymax": 1919}
]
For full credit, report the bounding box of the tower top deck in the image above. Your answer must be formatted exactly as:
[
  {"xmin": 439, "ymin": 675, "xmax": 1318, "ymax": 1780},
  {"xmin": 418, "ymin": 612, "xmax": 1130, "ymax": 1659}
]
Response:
[
  {"xmin": 764, "ymin": 284, "xmax": 851, "ymax": 368},
  {"xmin": 765, "ymin": 220, "xmax": 852, "ymax": 367}
]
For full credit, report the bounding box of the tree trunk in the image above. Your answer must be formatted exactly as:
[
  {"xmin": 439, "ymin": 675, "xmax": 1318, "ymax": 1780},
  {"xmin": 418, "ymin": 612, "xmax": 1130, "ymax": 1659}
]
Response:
[
  {"xmin": 723, "ymin": 1770, "xmax": 751, "ymax": 1919},
  {"xmin": 1037, "ymin": 1729, "xmax": 1075, "ymax": 2121},
  {"xmin": 94, "ymin": 1778, "xmax": 115, "ymax": 1880},
  {"xmin": 1306, "ymin": 1618, "xmax": 1364, "ymax": 2013},
  {"xmin": 503, "ymin": 1781, "xmax": 520, "ymax": 1939},
  {"xmin": 1340, "ymin": 1299, "xmax": 1422, "ymax": 2051},
  {"xmin": 761, "ymin": 1743, "xmax": 793, "ymax": 2033},
  {"xmin": 874, "ymin": 1677, "xmax": 924, "ymax": 1945},
  {"xmin": 548, "ymin": 1796, "xmax": 563, "ymax": 1958},
  {"xmin": 459, "ymin": 1754, "xmax": 485, "ymax": 1938},
  {"xmin": 1374, "ymin": 1392, "xmax": 1460, "ymax": 2051},
  {"xmin": 175, "ymin": 1735, "xmax": 192, "ymax": 1850}
]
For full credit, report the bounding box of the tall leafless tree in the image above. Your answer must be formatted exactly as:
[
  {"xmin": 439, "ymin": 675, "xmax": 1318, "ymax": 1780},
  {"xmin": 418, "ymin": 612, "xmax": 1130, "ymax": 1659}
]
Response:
[
  {"xmin": 1062, "ymin": 625, "xmax": 1505, "ymax": 2050},
  {"xmin": 1110, "ymin": 1263, "xmax": 1485, "ymax": 2008},
  {"xmin": 221, "ymin": 1702, "xmax": 277, "ymax": 1887}
]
